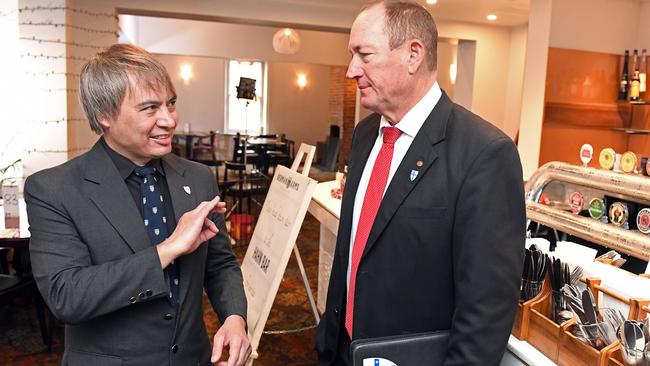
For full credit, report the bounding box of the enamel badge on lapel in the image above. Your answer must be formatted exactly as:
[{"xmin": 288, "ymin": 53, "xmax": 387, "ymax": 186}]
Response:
[
  {"xmin": 183, "ymin": 186, "xmax": 191, "ymax": 195},
  {"xmin": 410, "ymin": 170, "xmax": 419, "ymax": 181}
]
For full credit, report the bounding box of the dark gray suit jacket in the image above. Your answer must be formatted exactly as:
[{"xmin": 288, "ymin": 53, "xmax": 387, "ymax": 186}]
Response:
[
  {"xmin": 316, "ymin": 92, "xmax": 525, "ymax": 365},
  {"xmin": 25, "ymin": 141, "xmax": 246, "ymax": 366}
]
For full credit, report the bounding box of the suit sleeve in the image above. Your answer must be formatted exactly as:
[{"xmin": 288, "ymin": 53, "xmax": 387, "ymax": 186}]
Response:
[
  {"xmin": 25, "ymin": 175, "xmax": 169, "ymax": 325},
  {"xmin": 444, "ymin": 137, "xmax": 526, "ymax": 366},
  {"xmin": 203, "ymin": 169, "xmax": 247, "ymax": 322}
]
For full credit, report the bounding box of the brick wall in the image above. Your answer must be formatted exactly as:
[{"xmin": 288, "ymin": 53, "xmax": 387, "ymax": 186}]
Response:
[{"xmin": 328, "ymin": 66, "xmax": 357, "ymax": 171}]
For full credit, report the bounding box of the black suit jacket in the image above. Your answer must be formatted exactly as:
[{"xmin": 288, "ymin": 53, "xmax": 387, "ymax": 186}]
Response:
[
  {"xmin": 316, "ymin": 92, "xmax": 525, "ymax": 366},
  {"xmin": 25, "ymin": 141, "xmax": 246, "ymax": 366}
]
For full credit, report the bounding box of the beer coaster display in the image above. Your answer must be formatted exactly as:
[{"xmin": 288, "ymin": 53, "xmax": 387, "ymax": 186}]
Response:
[
  {"xmin": 609, "ymin": 202, "xmax": 628, "ymax": 227},
  {"xmin": 588, "ymin": 198, "xmax": 606, "ymax": 220},
  {"xmin": 599, "ymin": 148, "xmax": 616, "ymax": 170},
  {"xmin": 569, "ymin": 191, "xmax": 584, "ymax": 214},
  {"xmin": 579, "ymin": 144, "xmax": 593, "ymax": 166},
  {"xmin": 637, "ymin": 208, "xmax": 650, "ymax": 234},
  {"xmin": 641, "ymin": 157, "xmax": 649, "ymax": 176},
  {"xmin": 621, "ymin": 151, "xmax": 637, "ymax": 173}
]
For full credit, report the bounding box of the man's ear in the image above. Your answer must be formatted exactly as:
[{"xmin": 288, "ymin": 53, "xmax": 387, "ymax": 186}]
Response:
[
  {"xmin": 406, "ymin": 39, "xmax": 426, "ymax": 74},
  {"xmin": 97, "ymin": 115, "xmax": 111, "ymax": 129}
]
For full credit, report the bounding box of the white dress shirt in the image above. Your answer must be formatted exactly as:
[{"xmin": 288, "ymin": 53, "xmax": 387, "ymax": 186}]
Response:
[{"xmin": 347, "ymin": 82, "xmax": 443, "ymax": 288}]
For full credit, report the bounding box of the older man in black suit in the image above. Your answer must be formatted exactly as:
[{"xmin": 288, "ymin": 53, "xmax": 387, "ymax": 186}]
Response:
[
  {"xmin": 315, "ymin": 2, "xmax": 526, "ymax": 365},
  {"xmin": 26, "ymin": 44, "xmax": 250, "ymax": 366}
]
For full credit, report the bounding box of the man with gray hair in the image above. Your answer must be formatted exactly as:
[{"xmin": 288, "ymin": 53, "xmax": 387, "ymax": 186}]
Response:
[
  {"xmin": 316, "ymin": 2, "xmax": 525, "ymax": 365},
  {"xmin": 25, "ymin": 44, "xmax": 251, "ymax": 366}
]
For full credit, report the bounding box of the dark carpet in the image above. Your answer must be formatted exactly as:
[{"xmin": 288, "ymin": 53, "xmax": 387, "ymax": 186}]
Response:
[{"xmin": 0, "ymin": 212, "xmax": 322, "ymax": 366}]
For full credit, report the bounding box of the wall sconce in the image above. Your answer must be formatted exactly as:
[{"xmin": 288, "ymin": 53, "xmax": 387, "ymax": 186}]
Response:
[
  {"xmin": 273, "ymin": 28, "xmax": 301, "ymax": 55},
  {"xmin": 180, "ymin": 63, "xmax": 193, "ymax": 84},
  {"xmin": 297, "ymin": 73, "xmax": 307, "ymax": 89},
  {"xmin": 449, "ymin": 63, "xmax": 457, "ymax": 84}
]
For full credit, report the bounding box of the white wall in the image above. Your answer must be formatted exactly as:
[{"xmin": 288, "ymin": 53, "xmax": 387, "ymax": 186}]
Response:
[
  {"xmin": 437, "ymin": 41, "xmax": 457, "ymax": 99},
  {"xmin": 518, "ymin": 0, "xmax": 552, "ymax": 178},
  {"xmin": 436, "ymin": 19, "xmax": 519, "ymax": 131},
  {"xmin": 267, "ymin": 62, "xmax": 331, "ymax": 147},
  {"xmin": 504, "ymin": 24, "xmax": 528, "ymax": 140},
  {"xmin": 125, "ymin": 15, "xmax": 351, "ymax": 67},
  {"xmin": 455, "ymin": 40, "xmax": 476, "ymax": 111},
  {"xmin": 155, "ymin": 54, "xmax": 227, "ymax": 133}
]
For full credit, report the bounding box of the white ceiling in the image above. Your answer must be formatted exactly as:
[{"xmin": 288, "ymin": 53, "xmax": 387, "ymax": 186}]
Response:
[
  {"xmin": 116, "ymin": 0, "xmax": 530, "ymax": 31},
  {"xmin": 268, "ymin": 0, "xmax": 531, "ymax": 27}
]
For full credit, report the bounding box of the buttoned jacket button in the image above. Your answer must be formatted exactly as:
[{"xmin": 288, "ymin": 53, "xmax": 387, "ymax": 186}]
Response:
[
  {"xmin": 171, "ymin": 344, "xmax": 179, "ymax": 353},
  {"xmin": 145, "ymin": 289, "xmax": 153, "ymax": 297},
  {"xmin": 129, "ymin": 296, "xmax": 137, "ymax": 304},
  {"xmin": 138, "ymin": 292, "xmax": 145, "ymax": 299},
  {"xmin": 163, "ymin": 313, "xmax": 173, "ymax": 320}
]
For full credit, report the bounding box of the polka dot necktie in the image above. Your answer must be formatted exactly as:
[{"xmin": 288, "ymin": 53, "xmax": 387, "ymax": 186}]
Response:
[
  {"xmin": 345, "ymin": 126, "xmax": 402, "ymax": 338},
  {"xmin": 134, "ymin": 165, "xmax": 180, "ymax": 307}
]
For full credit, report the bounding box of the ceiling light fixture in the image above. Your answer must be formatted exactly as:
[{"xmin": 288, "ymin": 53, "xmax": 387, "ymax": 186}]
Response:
[
  {"xmin": 487, "ymin": 14, "xmax": 497, "ymax": 21},
  {"xmin": 272, "ymin": 28, "xmax": 301, "ymax": 55},
  {"xmin": 426, "ymin": 0, "xmax": 437, "ymax": 4}
]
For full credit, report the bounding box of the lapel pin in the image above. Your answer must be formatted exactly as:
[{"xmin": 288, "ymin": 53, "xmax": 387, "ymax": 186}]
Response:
[
  {"xmin": 183, "ymin": 186, "xmax": 191, "ymax": 195},
  {"xmin": 416, "ymin": 160, "xmax": 424, "ymax": 167},
  {"xmin": 410, "ymin": 170, "xmax": 419, "ymax": 181}
]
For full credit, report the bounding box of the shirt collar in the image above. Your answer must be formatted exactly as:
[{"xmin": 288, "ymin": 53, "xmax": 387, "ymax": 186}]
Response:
[
  {"xmin": 100, "ymin": 137, "xmax": 165, "ymax": 180},
  {"xmin": 379, "ymin": 81, "xmax": 442, "ymax": 138}
]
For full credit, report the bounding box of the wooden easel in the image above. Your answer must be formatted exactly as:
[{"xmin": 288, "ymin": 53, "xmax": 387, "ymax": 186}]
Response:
[{"xmin": 240, "ymin": 143, "xmax": 319, "ymax": 365}]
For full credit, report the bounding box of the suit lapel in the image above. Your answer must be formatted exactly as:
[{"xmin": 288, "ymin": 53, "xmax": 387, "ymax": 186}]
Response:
[
  {"xmin": 161, "ymin": 155, "xmax": 196, "ymax": 308},
  {"xmin": 362, "ymin": 92, "xmax": 453, "ymax": 258},
  {"xmin": 337, "ymin": 115, "xmax": 380, "ymax": 261},
  {"xmin": 84, "ymin": 142, "xmax": 151, "ymax": 254}
]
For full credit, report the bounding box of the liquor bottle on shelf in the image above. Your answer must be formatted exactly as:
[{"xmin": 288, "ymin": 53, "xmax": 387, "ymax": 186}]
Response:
[
  {"xmin": 640, "ymin": 49, "xmax": 647, "ymax": 96},
  {"xmin": 620, "ymin": 50, "xmax": 630, "ymax": 100},
  {"xmin": 631, "ymin": 70, "xmax": 641, "ymax": 101},
  {"xmin": 631, "ymin": 49, "xmax": 641, "ymax": 101}
]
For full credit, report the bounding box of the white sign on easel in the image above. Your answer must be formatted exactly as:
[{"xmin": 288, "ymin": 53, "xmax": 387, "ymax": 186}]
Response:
[{"xmin": 241, "ymin": 143, "xmax": 318, "ymax": 365}]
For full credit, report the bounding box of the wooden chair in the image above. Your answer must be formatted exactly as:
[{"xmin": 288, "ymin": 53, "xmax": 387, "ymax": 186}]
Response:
[
  {"xmin": 232, "ymin": 133, "xmax": 258, "ymax": 165},
  {"xmin": 191, "ymin": 131, "xmax": 223, "ymax": 185},
  {"xmin": 221, "ymin": 162, "xmax": 268, "ymax": 217},
  {"xmin": 266, "ymin": 139, "xmax": 295, "ymax": 174}
]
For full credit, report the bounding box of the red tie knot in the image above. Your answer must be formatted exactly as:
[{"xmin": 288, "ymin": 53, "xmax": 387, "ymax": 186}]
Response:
[{"xmin": 383, "ymin": 126, "xmax": 402, "ymax": 145}]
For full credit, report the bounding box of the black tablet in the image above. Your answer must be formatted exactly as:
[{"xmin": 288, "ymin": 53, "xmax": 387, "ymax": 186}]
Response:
[{"xmin": 350, "ymin": 330, "xmax": 450, "ymax": 366}]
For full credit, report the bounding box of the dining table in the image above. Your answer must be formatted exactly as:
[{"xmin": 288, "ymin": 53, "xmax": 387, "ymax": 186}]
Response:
[
  {"xmin": 173, "ymin": 130, "xmax": 210, "ymax": 159},
  {"xmin": 246, "ymin": 137, "xmax": 286, "ymax": 174}
]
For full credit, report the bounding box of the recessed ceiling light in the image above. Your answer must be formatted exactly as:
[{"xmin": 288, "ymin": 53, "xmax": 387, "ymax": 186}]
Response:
[
  {"xmin": 487, "ymin": 14, "xmax": 497, "ymax": 21},
  {"xmin": 426, "ymin": 0, "xmax": 437, "ymax": 4}
]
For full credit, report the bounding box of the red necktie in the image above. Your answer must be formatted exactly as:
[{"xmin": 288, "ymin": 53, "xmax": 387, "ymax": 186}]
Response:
[{"xmin": 345, "ymin": 126, "xmax": 402, "ymax": 338}]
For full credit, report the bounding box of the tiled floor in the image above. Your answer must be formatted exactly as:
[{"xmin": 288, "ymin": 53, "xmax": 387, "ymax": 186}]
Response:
[{"xmin": 0, "ymin": 213, "xmax": 322, "ymax": 366}]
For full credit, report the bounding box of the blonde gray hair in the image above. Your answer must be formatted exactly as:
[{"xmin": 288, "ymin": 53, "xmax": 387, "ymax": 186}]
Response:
[
  {"xmin": 364, "ymin": 1, "xmax": 438, "ymax": 71},
  {"xmin": 79, "ymin": 44, "xmax": 175, "ymax": 134}
]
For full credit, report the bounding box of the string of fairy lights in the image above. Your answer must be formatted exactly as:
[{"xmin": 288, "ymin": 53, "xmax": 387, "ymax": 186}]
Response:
[
  {"xmin": 0, "ymin": 5, "xmax": 118, "ymax": 18},
  {"xmin": 20, "ymin": 36, "xmax": 107, "ymax": 50},
  {"xmin": 27, "ymin": 117, "xmax": 87, "ymax": 124},
  {"xmin": 1, "ymin": 5, "xmax": 116, "ymax": 155}
]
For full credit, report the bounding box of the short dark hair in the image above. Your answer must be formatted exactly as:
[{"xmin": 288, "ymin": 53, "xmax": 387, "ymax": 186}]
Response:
[{"xmin": 79, "ymin": 44, "xmax": 175, "ymax": 134}]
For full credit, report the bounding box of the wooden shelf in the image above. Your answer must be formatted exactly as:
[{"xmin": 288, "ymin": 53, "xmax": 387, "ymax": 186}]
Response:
[{"xmin": 610, "ymin": 127, "xmax": 650, "ymax": 134}]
